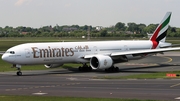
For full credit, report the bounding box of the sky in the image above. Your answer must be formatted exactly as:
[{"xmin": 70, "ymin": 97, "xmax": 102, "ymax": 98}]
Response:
[{"xmin": 0, "ymin": 0, "xmax": 180, "ymax": 28}]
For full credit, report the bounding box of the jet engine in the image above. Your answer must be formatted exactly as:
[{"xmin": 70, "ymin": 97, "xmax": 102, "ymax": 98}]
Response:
[
  {"xmin": 44, "ymin": 64, "xmax": 63, "ymax": 68},
  {"xmin": 90, "ymin": 55, "xmax": 113, "ymax": 70}
]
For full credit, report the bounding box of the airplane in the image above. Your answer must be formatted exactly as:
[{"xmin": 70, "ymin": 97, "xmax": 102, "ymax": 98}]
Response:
[{"xmin": 2, "ymin": 12, "xmax": 180, "ymax": 76}]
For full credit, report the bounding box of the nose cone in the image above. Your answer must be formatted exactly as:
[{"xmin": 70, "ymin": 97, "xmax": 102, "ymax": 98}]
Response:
[
  {"xmin": 2, "ymin": 54, "xmax": 16, "ymax": 64},
  {"xmin": 1, "ymin": 54, "xmax": 8, "ymax": 62}
]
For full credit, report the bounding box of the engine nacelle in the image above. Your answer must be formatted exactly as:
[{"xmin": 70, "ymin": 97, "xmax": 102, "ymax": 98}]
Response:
[
  {"xmin": 44, "ymin": 64, "xmax": 63, "ymax": 68},
  {"xmin": 90, "ymin": 55, "xmax": 113, "ymax": 70}
]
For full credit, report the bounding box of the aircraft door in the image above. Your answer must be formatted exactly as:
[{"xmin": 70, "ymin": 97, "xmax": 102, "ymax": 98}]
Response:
[
  {"xmin": 93, "ymin": 46, "xmax": 98, "ymax": 54},
  {"xmin": 124, "ymin": 45, "xmax": 129, "ymax": 51},
  {"xmin": 25, "ymin": 49, "xmax": 31, "ymax": 58}
]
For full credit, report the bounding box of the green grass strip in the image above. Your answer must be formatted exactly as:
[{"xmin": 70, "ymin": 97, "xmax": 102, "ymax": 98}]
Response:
[
  {"xmin": 0, "ymin": 95, "xmax": 157, "ymax": 101},
  {"xmin": 95, "ymin": 71, "xmax": 180, "ymax": 79}
]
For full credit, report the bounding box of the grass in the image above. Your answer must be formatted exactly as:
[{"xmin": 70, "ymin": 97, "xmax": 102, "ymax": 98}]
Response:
[
  {"xmin": 0, "ymin": 37, "xmax": 62, "ymax": 51},
  {"xmin": 0, "ymin": 95, "xmax": 157, "ymax": 101},
  {"xmin": 95, "ymin": 71, "xmax": 180, "ymax": 79}
]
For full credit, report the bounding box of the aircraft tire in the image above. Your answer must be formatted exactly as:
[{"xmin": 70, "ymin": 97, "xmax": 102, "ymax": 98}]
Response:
[
  {"xmin": 78, "ymin": 66, "xmax": 82, "ymax": 71},
  {"xmin": 115, "ymin": 67, "xmax": 119, "ymax": 72},
  {"xmin": 17, "ymin": 71, "xmax": 22, "ymax": 76},
  {"xmin": 105, "ymin": 66, "xmax": 119, "ymax": 72},
  {"xmin": 79, "ymin": 66, "xmax": 92, "ymax": 72}
]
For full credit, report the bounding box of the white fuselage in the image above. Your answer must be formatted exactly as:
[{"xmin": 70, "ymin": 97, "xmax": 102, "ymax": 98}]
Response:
[{"xmin": 2, "ymin": 40, "xmax": 154, "ymax": 65}]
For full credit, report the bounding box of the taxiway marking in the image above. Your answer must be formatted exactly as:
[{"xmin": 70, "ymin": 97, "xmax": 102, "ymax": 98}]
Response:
[
  {"xmin": 170, "ymin": 83, "xmax": 180, "ymax": 88},
  {"xmin": 32, "ymin": 92, "xmax": 47, "ymax": 95},
  {"xmin": 175, "ymin": 97, "xmax": 180, "ymax": 100}
]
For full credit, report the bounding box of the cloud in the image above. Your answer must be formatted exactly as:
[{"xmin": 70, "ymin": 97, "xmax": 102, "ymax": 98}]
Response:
[{"xmin": 15, "ymin": 0, "xmax": 31, "ymax": 6}]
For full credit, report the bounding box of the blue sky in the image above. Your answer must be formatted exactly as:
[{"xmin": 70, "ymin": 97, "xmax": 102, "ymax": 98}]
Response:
[{"xmin": 0, "ymin": 0, "xmax": 179, "ymax": 28}]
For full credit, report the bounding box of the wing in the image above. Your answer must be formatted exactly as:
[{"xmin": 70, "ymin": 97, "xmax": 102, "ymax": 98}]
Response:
[
  {"xmin": 84, "ymin": 47, "xmax": 180, "ymax": 59},
  {"xmin": 160, "ymin": 44, "xmax": 180, "ymax": 48},
  {"xmin": 111, "ymin": 47, "xmax": 180, "ymax": 56}
]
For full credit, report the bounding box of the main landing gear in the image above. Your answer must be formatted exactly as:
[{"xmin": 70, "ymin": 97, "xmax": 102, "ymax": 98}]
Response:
[
  {"xmin": 13, "ymin": 64, "xmax": 22, "ymax": 76},
  {"xmin": 78, "ymin": 63, "xmax": 92, "ymax": 72},
  {"xmin": 105, "ymin": 66, "xmax": 119, "ymax": 72}
]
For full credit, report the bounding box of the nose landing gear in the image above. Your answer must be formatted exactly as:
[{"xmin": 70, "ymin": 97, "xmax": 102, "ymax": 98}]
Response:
[
  {"xmin": 13, "ymin": 64, "xmax": 22, "ymax": 76},
  {"xmin": 17, "ymin": 68, "xmax": 22, "ymax": 76}
]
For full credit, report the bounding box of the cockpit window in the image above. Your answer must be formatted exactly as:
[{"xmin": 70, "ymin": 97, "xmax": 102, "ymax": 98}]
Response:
[
  {"xmin": 10, "ymin": 51, "xmax": 15, "ymax": 54},
  {"xmin": 6, "ymin": 51, "xmax": 15, "ymax": 54}
]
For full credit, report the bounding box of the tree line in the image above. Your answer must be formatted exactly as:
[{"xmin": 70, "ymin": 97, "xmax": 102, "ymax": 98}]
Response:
[{"xmin": 0, "ymin": 22, "xmax": 179, "ymax": 38}]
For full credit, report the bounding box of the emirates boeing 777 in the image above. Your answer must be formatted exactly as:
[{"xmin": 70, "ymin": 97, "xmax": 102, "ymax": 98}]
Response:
[{"xmin": 2, "ymin": 12, "xmax": 180, "ymax": 76}]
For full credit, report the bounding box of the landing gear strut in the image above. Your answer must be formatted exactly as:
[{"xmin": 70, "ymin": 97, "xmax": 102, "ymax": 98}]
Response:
[
  {"xmin": 105, "ymin": 66, "xmax": 119, "ymax": 72},
  {"xmin": 13, "ymin": 64, "xmax": 22, "ymax": 76},
  {"xmin": 78, "ymin": 63, "xmax": 92, "ymax": 72}
]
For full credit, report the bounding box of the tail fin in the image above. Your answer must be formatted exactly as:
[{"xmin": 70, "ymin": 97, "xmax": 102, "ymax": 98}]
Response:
[{"xmin": 150, "ymin": 12, "xmax": 171, "ymax": 49}]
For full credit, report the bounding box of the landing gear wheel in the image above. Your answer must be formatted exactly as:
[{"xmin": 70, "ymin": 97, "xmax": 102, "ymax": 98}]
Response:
[
  {"xmin": 115, "ymin": 67, "xmax": 119, "ymax": 72},
  {"xmin": 78, "ymin": 63, "xmax": 92, "ymax": 72},
  {"xmin": 17, "ymin": 71, "xmax": 22, "ymax": 76},
  {"xmin": 105, "ymin": 66, "xmax": 119, "ymax": 73},
  {"xmin": 16, "ymin": 66, "xmax": 22, "ymax": 76},
  {"xmin": 78, "ymin": 66, "xmax": 82, "ymax": 71}
]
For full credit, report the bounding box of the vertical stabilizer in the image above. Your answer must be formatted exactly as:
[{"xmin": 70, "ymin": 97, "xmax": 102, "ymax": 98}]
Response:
[{"xmin": 150, "ymin": 12, "xmax": 171, "ymax": 49}]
